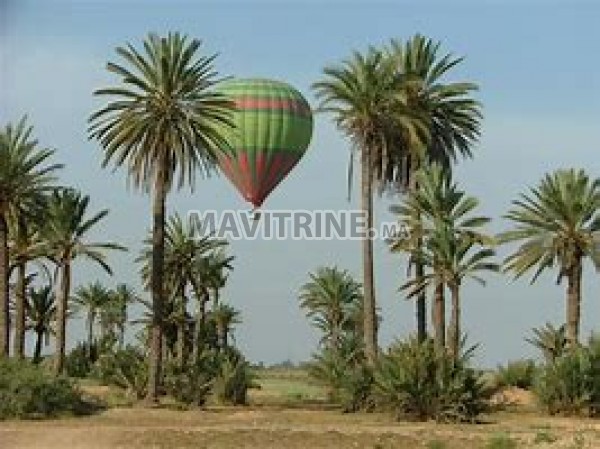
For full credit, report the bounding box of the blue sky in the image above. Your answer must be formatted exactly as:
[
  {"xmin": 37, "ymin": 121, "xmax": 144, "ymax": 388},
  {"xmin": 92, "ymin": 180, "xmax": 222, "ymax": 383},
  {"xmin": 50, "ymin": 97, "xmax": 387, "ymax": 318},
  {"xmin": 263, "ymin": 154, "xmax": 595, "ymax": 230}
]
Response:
[{"xmin": 1, "ymin": 0, "xmax": 600, "ymax": 366}]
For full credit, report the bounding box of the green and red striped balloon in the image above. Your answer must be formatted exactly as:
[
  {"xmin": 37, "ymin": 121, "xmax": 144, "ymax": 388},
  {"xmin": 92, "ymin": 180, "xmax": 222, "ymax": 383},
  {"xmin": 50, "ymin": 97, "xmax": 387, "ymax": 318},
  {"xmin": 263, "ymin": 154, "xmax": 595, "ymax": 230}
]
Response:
[{"xmin": 216, "ymin": 78, "xmax": 313, "ymax": 208}]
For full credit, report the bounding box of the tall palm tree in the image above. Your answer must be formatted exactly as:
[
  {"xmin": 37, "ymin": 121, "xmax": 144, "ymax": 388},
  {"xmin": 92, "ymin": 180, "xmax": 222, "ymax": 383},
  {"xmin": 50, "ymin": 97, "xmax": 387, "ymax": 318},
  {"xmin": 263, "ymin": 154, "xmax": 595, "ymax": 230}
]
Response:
[
  {"xmin": 299, "ymin": 266, "xmax": 363, "ymax": 351},
  {"xmin": 40, "ymin": 189, "xmax": 125, "ymax": 374},
  {"xmin": 89, "ymin": 32, "xmax": 234, "ymax": 401},
  {"xmin": 500, "ymin": 169, "xmax": 600, "ymax": 347},
  {"xmin": 313, "ymin": 47, "xmax": 427, "ymax": 363},
  {"xmin": 386, "ymin": 35, "xmax": 482, "ymax": 342},
  {"xmin": 73, "ymin": 281, "xmax": 112, "ymax": 348},
  {"xmin": 0, "ymin": 117, "xmax": 62, "ymax": 356},
  {"xmin": 25, "ymin": 284, "xmax": 56, "ymax": 363}
]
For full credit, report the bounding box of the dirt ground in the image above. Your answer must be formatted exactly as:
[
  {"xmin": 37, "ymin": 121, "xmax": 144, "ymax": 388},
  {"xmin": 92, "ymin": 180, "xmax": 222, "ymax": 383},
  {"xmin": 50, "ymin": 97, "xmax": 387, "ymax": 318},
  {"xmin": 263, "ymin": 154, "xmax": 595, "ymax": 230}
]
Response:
[
  {"xmin": 2, "ymin": 375, "xmax": 600, "ymax": 449},
  {"xmin": 2, "ymin": 406, "xmax": 600, "ymax": 449}
]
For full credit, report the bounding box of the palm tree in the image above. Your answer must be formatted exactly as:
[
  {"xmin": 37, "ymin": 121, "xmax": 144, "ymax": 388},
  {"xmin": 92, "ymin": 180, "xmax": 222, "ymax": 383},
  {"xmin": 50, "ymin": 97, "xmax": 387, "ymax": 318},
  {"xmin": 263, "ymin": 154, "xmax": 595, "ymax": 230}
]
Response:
[
  {"xmin": 25, "ymin": 284, "xmax": 56, "ymax": 363},
  {"xmin": 386, "ymin": 35, "xmax": 482, "ymax": 342},
  {"xmin": 210, "ymin": 303, "xmax": 241, "ymax": 350},
  {"xmin": 0, "ymin": 117, "xmax": 62, "ymax": 356},
  {"xmin": 500, "ymin": 169, "xmax": 600, "ymax": 347},
  {"xmin": 138, "ymin": 214, "xmax": 230, "ymax": 364},
  {"xmin": 73, "ymin": 281, "xmax": 112, "ymax": 349},
  {"xmin": 313, "ymin": 47, "xmax": 426, "ymax": 363},
  {"xmin": 8, "ymin": 216, "xmax": 48, "ymax": 358},
  {"xmin": 430, "ymin": 230, "xmax": 498, "ymax": 357},
  {"xmin": 190, "ymin": 246, "xmax": 233, "ymax": 361},
  {"xmin": 526, "ymin": 323, "xmax": 567, "ymax": 363},
  {"xmin": 89, "ymin": 32, "xmax": 234, "ymax": 401},
  {"xmin": 392, "ymin": 165, "xmax": 494, "ymax": 352},
  {"xmin": 40, "ymin": 189, "xmax": 125, "ymax": 374},
  {"xmin": 110, "ymin": 284, "xmax": 137, "ymax": 347},
  {"xmin": 299, "ymin": 266, "xmax": 363, "ymax": 351}
]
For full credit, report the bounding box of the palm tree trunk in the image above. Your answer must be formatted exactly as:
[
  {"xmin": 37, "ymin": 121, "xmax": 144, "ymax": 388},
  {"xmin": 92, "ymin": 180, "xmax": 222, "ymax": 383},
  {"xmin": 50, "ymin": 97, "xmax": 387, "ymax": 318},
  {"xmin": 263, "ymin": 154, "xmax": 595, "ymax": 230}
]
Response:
[
  {"xmin": 33, "ymin": 328, "xmax": 44, "ymax": 363},
  {"xmin": 176, "ymin": 292, "xmax": 186, "ymax": 367},
  {"xmin": 146, "ymin": 161, "xmax": 167, "ymax": 403},
  {"xmin": 432, "ymin": 276, "xmax": 445, "ymax": 351},
  {"xmin": 0, "ymin": 213, "xmax": 9, "ymax": 357},
  {"xmin": 13, "ymin": 219, "xmax": 28, "ymax": 358},
  {"xmin": 119, "ymin": 324, "xmax": 125, "ymax": 349},
  {"xmin": 409, "ymin": 162, "xmax": 427, "ymax": 343},
  {"xmin": 191, "ymin": 283, "xmax": 207, "ymax": 364},
  {"xmin": 54, "ymin": 261, "xmax": 70, "ymax": 375},
  {"xmin": 87, "ymin": 311, "xmax": 94, "ymax": 356},
  {"xmin": 415, "ymin": 247, "xmax": 426, "ymax": 342},
  {"xmin": 213, "ymin": 288, "xmax": 219, "ymax": 311},
  {"xmin": 448, "ymin": 281, "xmax": 460, "ymax": 359},
  {"xmin": 361, "ymin": 149, "xmax": 377, "ymax": 364},
  {"xmin": 13, "ymin": 259, "xmax": 27, "ymax": 358},
  {"xmin": 566, "ymin": 259, "xmax": 582, "ymax": 347}
]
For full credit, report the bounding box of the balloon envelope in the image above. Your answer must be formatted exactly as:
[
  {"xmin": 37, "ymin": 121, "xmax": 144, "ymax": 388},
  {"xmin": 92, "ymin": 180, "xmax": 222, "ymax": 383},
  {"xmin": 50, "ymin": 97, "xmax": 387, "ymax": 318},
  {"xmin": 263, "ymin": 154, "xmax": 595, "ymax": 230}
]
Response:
[{"xmin": 216, "ymin": 78, "xmax": 313, "ymax": 208}]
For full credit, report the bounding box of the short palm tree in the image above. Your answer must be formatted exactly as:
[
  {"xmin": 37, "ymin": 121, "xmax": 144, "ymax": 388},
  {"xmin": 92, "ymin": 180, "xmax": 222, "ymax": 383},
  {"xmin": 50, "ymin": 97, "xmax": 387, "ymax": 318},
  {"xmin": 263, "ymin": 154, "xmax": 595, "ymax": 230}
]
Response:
[
  {"xmin": 313, "ymin": 47, "xmax": 426, "ymax": 363},
  {"xmin": 40, "ymin": 189, "xmax": 125, "ymax": 374},
  {"xmin": 526, "ymin": 322, "xmax": 567, "ymax": 363},
  {"xmin": 110, "ymin": 284, "xmax": 138, "ymax": 347},
  {"xmin": 0, "ymin": 117, "xmax": 62, "ymax": 356},
  {"xmin": 428, "ymin": 229, "xmax": 498, "ymax": 357},
  {"xmin": 210, "ymin": 303, "xmax": 241, "ymax": 350},
  {"xmin": 73, "ymin": 281, "xmax": 112, "ymax": 348},
  {"xmin": 299, "ymin": 266, "xmax": 363, "ymax": 351},
  {"xmin": 386, "ymin": 35, "xmax": 482, "ymax": 342},
  {"xmin": 89, "ymin": 32, "xmax": 234, "ymax": 401},
  {"xmin": 25, "ymin": 284, "xmax": 56, "ymax": 363},
  {"xmin": 190, "ymin": 245, "xmax": 233, "ymax": 361},
  {"xmin": 392, "ymin": 165, "xmax": 495, "ymax": 353},
  {"xmin": 137, "ymin": 214, "xmax": 230, "ymax": 363},
  {"xmin": 8, "ymin": 215, "xmax": 48, "ymax": 358},
  {"xmin": 500, "ymin": 169, "xmax": 600, "ymax": 347}
]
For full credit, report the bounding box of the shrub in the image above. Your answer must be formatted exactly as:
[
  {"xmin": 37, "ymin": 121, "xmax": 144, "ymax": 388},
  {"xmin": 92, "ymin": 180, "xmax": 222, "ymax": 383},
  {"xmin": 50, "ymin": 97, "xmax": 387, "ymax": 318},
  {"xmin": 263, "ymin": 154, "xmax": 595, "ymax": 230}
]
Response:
[
  {"xmin": 308, "ymin": 335, "xmax": 372, "ymax": 411},
  {"xmin": 485, "ymin": 433, "xmax": 517, "ymax": 449},
  {"xmin": 0, "ymin": 359, "xmax": 85, "ymax": 419},
  {"xmin": 372, "ymin": 337, "xmax": 489, "ymax": 422},
  {"xmin": 64, "ymin": 342, "xmax": 97, "ymax": 378},
  {"xmin": 163, "ymin": 348, "xmax": 255, "ymax": 406},
  {"xmin": 534, "ymin": 334, "xmax": 600, "ymax": 416},
  {"xmin": 495, "ymin": 359, "xmax": 537, "ymax": 389},
  {"xmin": 212, "ymin": 348, "xmax": 257, "ymax": 405},
  {"xmin": 93, "ymin": 346, "xmax": 148, "ymax": 399},
  {"xmin": 163, "ymin": 353, "xmax": 216, "ymax": 406}
]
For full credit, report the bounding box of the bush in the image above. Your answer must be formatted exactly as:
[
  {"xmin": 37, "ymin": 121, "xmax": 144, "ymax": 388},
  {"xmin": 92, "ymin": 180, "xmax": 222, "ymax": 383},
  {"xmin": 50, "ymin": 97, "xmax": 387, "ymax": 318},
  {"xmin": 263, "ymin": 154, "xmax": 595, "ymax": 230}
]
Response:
[
  {"xmin": 93, "ymin": 346, "xmax": 148, "ymax": 399},
  {"xmin": 533, "ymin": 334, "xmax": 600, "ymax": 416},
  {"xmin": 212, "ymin": 349, "xmax": 257, "ymax": 405},
  {"xmin": 64, "ymin": 342, "xmax": 97, "ymax": 378},
  {"xmin": 372, "ymin": 338, "xmax": 489, "ymax": 422},
  {"xmin": 495, "ymin": 359, "xmax": 537, "ymax": 389},
  {"xmin": 0, "ymin": 359, "xmax": 85, "ymax": 419},
  {"xmin": 164, "ymin": 353, "xmax": 216, "ymax": 406},
  {"xmin": 164, "ymin": 348, "xmax": 255, "ymax": 406},
  {"xmin": 308, "ymin": 336, "xmax": 372, "ymax": 412}
]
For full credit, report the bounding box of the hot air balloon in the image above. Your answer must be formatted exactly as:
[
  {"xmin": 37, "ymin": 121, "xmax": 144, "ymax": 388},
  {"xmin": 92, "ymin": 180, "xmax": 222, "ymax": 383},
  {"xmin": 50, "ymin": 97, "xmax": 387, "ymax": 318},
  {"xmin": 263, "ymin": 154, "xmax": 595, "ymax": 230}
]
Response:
[{"xmin": 216, "ymin": 78, "xmax": 313, "ymax": 209}]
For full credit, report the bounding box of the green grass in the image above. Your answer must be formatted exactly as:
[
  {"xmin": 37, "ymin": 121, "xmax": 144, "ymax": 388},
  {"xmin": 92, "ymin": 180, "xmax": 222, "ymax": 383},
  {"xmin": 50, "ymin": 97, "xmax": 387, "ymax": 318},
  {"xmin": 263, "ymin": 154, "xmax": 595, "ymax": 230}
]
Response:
[{"xmin": 251, "ymin": 367, "xmax": 328, "ymax": 406}]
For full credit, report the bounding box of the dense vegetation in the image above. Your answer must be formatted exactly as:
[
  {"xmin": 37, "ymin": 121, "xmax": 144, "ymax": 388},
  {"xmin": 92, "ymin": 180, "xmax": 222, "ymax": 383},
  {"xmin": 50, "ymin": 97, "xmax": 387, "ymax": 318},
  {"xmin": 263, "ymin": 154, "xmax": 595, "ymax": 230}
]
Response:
[{"xmin": 1, "ymin": 31, "xmax": 600, "ymax": 426}]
